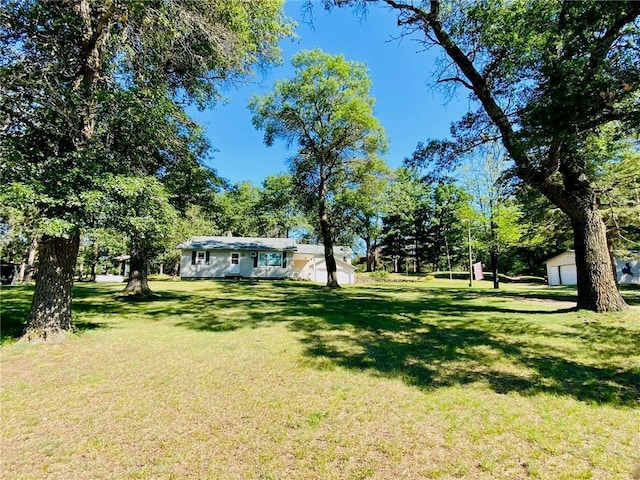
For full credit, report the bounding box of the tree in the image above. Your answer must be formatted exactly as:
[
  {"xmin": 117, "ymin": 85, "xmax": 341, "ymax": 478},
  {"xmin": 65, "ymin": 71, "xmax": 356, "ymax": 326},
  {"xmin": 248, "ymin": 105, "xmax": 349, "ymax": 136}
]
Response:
[
  {"xmin": 213, "ymin": 181, "xmax": 263, "ymax": 237},
  {"xmin": 585, "ymin": 128, "xmax": 640, "ymax": 254},
  {"xmin": 335, "ymin": 169, "xmax": 390, "ymax": 271},
  {"xmin": 1, "ymin": 0, "xmax": 293, "ymax": 339},
  {"xmin": 359, "ymin": 0, "xmax": 639, "ymax": 311},
  {"xmin": 427, "ymin": 181, "xmax": 471, "ymax": 273},
  {"xmin": 0, "ymin": 184, "xmax": 40, "ymax": 282},
  {"xmin": 380, "ymin": 168, "xmax": 432, "ymax": 273},
  {"xmin": 77, "ymin": 228, "xmax": 127, "ymax": 281},
  {"xmin": 250, "ymin": 49, "xmax": 387, "ymax": 287},
  {"xmin": 162, "ymin": 204, "xmax": 220, "ymax": 278},
  {"xmin": 258, "ymin": 174, "xmax": 308, "ymax": 238},
  {"xmin": 105, "ymin": 176, "xmax": 177, "ymax": 295},
  {"xmin": 460, "ymin": 151, "xmax": 525, "ymax": 288}
]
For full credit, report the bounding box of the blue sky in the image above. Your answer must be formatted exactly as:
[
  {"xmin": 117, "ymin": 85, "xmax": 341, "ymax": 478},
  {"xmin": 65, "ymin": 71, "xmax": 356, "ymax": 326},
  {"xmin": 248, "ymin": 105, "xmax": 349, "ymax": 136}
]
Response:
[{"xmin": 189, "ymin": 1, "xmax": 472, "ymax": 186}]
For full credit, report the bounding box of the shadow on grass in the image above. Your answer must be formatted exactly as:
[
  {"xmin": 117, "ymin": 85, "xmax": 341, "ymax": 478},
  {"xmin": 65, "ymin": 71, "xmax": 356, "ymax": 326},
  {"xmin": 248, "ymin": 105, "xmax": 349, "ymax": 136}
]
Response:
[
  {"xmin": 3, "ymin": 281, "xmax": 639, "ymax": 406},
  {"xmin": 1, "ymin": 285, "xmax": 120, "ymax": 344},
  {"xmin": 165, "ymin": 281, "xmax": 640, "ymax": 406}
]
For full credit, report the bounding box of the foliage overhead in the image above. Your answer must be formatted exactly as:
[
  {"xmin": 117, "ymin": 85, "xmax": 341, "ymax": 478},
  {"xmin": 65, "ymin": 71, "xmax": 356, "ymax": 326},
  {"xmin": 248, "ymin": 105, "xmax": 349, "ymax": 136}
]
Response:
[{"xmin": 0, "ymin": 0, "xmax": 294, "ymax": 236}]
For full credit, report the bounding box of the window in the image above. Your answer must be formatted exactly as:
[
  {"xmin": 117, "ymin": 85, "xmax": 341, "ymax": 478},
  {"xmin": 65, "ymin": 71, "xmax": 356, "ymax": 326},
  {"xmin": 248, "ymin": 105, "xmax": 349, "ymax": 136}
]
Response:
[
  {"xmin": 231, "ymin": 253, "xmax": 239, "ymax": 264},
  {"xmin": 257, "ymin": 252, "xmax": 282, "ymax": 267},
  {"xmin": 192, "ymin": 251, "xmax": 210, "ymax": 265}
]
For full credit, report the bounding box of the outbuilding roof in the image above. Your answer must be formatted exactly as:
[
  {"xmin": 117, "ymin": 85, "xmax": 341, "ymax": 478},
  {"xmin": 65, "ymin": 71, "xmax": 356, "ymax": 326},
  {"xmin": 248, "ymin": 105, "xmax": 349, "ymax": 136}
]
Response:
[{"xmin": 295, "ymin": 244, "xmax": 353, "ymax": 257}]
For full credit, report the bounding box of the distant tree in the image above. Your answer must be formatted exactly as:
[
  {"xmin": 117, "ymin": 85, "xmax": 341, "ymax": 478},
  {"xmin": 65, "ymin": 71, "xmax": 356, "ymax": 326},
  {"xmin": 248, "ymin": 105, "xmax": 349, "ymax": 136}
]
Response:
[
  {"xmin": 380, "ymin": 168, "xmax": 431, "ymax": 273},
  {"xmin": 427, "ymin": 182, "xmax": 471, "ymax": 272},
  {"xmin": 1, "ymin": 0, "xmax": 293, "ymax": 339},
  {"xmin": 250, "ymin": 49, "xmax": 387, "ymax": 286},
  {"xmin": 213, "ymin": 181, "xmax": 263, "ymax": 237},
  {"xmin": 335, "ymin": 168, "xmax": 390, "ymax": 271},
  {"xmin": 77, "ymin": 229, "xmax": 127, "ymax": 282},
  {"xmin": 460, "ymin": 151, "xmax": 525, "ymax": 288},
  {"xmin": 258, "ymin": 174, "xmax": 308, "ymax": 238},
  {"xmin": 162, "ymin": 205, "xmax": 220, "ymax": 278},
  {"xmin": 0, "ymin": 184, "xmax": 40, "ymax": 282}
]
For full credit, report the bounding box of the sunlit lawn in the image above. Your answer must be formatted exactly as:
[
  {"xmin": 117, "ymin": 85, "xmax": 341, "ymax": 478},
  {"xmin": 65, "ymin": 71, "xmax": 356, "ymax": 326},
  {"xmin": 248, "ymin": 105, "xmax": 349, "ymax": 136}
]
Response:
[{"xmin": 1, "ymin": 279, "xmax": 639, "ymax": 479}]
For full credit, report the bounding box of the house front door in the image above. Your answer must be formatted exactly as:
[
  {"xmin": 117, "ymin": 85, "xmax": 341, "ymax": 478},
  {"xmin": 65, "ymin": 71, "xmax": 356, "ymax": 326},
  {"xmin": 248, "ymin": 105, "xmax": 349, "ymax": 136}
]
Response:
[{"xmin": 229, "ymin": 252, "xmax": 240, "ymax": 274}]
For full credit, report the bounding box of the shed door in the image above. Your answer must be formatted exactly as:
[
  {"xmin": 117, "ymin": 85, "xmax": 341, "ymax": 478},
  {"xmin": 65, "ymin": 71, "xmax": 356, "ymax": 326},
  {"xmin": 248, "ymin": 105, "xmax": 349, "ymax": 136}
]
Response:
[{"xmin": 559, "ymin": 264, "xmax": 577, "ymax": 285}]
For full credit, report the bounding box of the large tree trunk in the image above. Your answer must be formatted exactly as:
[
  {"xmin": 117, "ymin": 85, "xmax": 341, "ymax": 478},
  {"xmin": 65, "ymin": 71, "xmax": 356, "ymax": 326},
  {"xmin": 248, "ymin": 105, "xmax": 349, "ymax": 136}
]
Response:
[
  {"xmin": 572, "ymin": 209, "xmax": 627, "ymax": 312},
  {"xmin": 365, "ymin": 236, "xmax": 372, "ymax": 272},
  {"xmin": 23, "ymin": 234, "xmax": 80, "ymax": 341},
  {"xmin": 123, "ymin": 237, "xmax": 152, "ymax": 295},
  {"xmin": 318, "ymin": 194, "xmax": 340, "ymax": 288}
]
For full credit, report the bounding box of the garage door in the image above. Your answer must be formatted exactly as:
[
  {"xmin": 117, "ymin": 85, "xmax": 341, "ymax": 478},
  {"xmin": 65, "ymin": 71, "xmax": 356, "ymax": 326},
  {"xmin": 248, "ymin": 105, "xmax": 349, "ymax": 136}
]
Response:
[
  {"xmin": 337, "ymin": 270, "xmax": 353, "ymax": 285},
  {"xmin": 313, "ymin": 269, "xmax": 353, "ymax": 284},
  {"xmin": 559, "ymin": 264, "xmax": 577, "ymax": 285}
]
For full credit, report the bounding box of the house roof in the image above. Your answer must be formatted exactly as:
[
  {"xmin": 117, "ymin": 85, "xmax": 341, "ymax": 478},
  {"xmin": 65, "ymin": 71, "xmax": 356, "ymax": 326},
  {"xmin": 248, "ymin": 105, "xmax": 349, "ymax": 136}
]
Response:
[
  {"xmin": 177, "ymin": 236, "xmax": 353, "ymax": 257},
  {"xmin": 177, "ymin": 236, "xmax": 297, "ymax": 251}
]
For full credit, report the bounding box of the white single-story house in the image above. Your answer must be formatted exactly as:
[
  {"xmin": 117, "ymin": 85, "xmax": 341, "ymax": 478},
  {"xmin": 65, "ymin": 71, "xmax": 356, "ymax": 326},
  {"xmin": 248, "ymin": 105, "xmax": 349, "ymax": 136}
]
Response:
[
  {"xmin": 545, "ymin": 250, "xmax": 640, "ymax": 286},
  {"xmin": 177, "ymin": 236, "xmax": 356, "ymax": 284}
]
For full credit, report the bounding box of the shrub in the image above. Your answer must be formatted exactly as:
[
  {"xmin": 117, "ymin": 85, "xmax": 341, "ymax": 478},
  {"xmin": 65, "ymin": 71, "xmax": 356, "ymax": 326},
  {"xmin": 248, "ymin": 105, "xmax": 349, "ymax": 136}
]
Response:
[{"xmin": 370, "ymin": 270, "xmax": 390, "ymax": 280}]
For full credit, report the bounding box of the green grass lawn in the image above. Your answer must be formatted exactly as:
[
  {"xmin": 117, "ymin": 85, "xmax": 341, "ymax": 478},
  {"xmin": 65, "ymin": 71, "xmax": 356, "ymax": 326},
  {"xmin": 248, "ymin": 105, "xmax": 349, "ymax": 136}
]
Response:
[{"xmin": 2, "ymin": 279, "xmax": 639, "ymax": 479}]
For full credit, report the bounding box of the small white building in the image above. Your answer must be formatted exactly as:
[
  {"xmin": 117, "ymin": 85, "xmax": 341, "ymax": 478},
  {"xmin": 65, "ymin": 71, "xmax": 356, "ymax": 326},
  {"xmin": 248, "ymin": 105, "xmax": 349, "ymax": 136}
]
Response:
[
  {"xmin": 177, "ymin": 236, "xmax": 356, "ymax": 284},
  {"xmin": 545, "ymin": 251, "xmax": 640, "ymax": 286}
]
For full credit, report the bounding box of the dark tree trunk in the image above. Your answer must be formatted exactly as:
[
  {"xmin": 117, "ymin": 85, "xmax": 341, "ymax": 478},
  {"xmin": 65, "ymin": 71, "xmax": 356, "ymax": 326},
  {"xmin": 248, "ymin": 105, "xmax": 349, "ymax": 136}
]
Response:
[
  {"xmin": 23, "ymin": 234, "xmax": 80, "ymax": 341},
  {"xmin": 318, "ymin": 193, "xmax": 339, "ymax": 288},
  {"xmin": 172, "ymin": 257, "xmax": 180, "ymax": 278},
  {"xmin": 123, "ymin": 237, "xmax": 152, "ymax": 295},
  {"xmin": 88, "ymin": 238, "xmax": 98, "ymax": 282},
  {"xmin": 490, "ymin": 217, "xmax": 499, "ymax": 289},
  {"xmin": 490, "ymin": 248, "xmax": 499, "ymax": 289},
  {"xmin": 365, "ymin": 237, "xmax": 372, "ymax": 272},
  {"xmin": 538, "ymin": 176, "xmax": 627, "ymax": 312},
  {"xmin": 572, "ymin": 209, "xmax": 627, "ymax": 312}
]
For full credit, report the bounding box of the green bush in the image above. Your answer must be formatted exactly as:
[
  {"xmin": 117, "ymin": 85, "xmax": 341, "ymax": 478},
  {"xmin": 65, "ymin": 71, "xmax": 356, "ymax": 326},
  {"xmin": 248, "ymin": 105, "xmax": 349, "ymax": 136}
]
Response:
[{"xmin": 370, "ymin": 270, "xmax": 390, "ymax": 279}]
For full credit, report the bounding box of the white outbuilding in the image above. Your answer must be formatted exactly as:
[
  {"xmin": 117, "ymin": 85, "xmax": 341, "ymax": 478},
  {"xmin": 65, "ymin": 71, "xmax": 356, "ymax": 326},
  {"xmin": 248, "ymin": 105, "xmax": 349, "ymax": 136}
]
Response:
[{"xmin": 545, "ymin": 250, "xmax": 640, "ymax": 286}]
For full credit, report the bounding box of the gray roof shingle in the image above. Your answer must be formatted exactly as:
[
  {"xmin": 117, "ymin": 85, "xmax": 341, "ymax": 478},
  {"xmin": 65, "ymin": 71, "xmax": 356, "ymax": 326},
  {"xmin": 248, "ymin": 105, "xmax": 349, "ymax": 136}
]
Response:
[{"xmin": 177, "ymin": 236, "xmax": 297, "ymax": 251}]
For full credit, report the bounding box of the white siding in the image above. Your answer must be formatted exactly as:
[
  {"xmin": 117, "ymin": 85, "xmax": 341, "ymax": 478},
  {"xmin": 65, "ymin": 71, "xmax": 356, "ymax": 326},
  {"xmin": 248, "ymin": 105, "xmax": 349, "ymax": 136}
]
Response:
[{"xmin": 180, "ymin": 250, "xmax": 293, "ymax": 279}]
